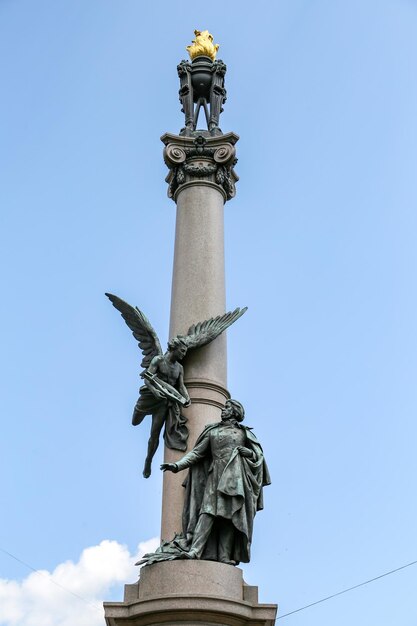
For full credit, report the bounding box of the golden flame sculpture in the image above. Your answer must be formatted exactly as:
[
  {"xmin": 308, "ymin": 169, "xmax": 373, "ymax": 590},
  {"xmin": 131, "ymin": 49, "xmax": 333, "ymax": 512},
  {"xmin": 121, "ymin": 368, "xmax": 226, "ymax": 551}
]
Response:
[{"xmin": 186, "ymin": 30, "xmax": 219, "ymax": 61}]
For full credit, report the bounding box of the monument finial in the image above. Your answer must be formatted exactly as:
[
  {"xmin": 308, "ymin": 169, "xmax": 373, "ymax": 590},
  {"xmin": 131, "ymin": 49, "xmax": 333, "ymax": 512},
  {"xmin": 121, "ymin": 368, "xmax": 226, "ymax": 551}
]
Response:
[
  {"xmin": 186, "ymin": 29, "xmax": 219, "ymax": 61},
  {"xmin": 178, "ymin": 30, "xmax": 226, "ymax": 136}
]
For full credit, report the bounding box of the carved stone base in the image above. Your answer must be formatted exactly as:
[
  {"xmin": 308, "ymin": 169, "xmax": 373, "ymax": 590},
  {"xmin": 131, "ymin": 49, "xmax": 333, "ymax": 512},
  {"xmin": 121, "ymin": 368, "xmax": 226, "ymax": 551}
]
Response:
[{"xmin": 104, "ymin": 561, "xmax": 277, "ymax": 626}]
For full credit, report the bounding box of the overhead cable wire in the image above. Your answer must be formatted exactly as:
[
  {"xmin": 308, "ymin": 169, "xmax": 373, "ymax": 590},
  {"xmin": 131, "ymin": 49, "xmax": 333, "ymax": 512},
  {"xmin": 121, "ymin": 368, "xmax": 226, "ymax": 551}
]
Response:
[
  {"xmin": 277, "ymin": 558, "xmax": 417, "ymax": 620},
  {"xmin": 0, "ymin": 546, "xmax": 103, "ymax": 612},
  {"xmin": 2, "ymin": 546, "xmax": 417, "ymax": 619}
]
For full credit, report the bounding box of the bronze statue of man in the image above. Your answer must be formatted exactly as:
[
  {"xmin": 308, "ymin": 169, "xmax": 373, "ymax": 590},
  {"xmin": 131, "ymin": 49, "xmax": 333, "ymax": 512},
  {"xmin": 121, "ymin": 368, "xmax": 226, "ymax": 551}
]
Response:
[{"xmin": 160, "ymin": 399, "xmax": 270, "ymax": 565}]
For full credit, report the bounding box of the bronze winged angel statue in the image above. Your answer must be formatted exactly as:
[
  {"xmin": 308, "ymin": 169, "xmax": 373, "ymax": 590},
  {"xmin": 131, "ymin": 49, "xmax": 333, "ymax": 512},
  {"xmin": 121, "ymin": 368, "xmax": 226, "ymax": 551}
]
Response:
[{"xmin": 106, "ymin": 293, "xmax": 247, "ymax": 478}]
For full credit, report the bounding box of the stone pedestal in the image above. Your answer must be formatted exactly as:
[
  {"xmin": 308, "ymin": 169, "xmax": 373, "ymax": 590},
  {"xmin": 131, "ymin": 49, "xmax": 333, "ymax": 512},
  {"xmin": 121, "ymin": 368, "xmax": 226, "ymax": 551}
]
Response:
[
  {"xmin": 160, "ymin": 132, "xmax": 240, "ymax": 542},
  {"xmin": 104, "ymin": 561, "xmax": 277, "ymax": 626}
]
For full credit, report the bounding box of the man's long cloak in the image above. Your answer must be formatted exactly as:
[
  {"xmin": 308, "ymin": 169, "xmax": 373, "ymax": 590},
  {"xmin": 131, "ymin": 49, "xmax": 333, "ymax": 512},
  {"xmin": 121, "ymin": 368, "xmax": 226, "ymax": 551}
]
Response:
[{"xmin": 179, "ymin": 421, "xmax": 271, "ymax": 563}]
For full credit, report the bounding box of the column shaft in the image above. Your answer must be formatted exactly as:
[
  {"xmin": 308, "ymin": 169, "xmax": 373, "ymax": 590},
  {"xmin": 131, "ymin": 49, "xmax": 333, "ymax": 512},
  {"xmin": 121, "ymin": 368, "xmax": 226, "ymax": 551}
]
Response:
[
  {"xmin": 160, "ymin": 132, "xmax": 239, "ymax": 541},
  {"xmin": 161, "ymin": 184, "xmax": 228, "ymax": 540}
]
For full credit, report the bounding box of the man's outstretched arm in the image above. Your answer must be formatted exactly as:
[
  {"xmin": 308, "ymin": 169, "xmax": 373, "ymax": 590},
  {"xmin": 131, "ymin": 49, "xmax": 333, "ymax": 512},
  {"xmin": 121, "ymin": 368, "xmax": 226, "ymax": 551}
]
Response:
[{"xmin": 161, "ymin": 433, "xmax": 210, "ymax": 473}]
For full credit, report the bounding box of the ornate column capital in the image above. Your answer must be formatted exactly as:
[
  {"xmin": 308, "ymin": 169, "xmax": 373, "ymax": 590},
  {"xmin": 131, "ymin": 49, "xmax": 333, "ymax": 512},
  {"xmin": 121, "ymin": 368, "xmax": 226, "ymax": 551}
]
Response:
[{"xmin": 161, "ymin": 132, "xmax": 239, "ymax": 203}]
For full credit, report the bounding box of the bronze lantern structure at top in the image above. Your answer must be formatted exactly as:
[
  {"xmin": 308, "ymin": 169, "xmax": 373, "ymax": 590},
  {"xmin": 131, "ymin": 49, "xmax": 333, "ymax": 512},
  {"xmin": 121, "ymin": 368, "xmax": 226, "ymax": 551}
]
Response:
[{"xmin": 177, "ymin": 30, "xmax": 227, "ymax": 137}]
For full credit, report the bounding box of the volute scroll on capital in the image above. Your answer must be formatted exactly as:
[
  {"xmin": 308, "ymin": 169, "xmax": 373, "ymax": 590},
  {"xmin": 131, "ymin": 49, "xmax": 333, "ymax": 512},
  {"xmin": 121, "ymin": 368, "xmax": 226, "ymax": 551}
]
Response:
[{"xmin": 161, "ymin": 132, "xmax": 239, "ymax": 203}]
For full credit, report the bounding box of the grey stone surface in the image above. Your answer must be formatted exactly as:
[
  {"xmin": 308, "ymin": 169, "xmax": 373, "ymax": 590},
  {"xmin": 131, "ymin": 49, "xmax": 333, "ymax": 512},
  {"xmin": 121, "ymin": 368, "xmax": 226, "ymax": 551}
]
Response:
[
  {"xmin": 161, "ymin": 133, "xmax": 240, "ymax": 541},
  {"xmin": 139, "ymin": 560, "xmax": 244, "ymax": 600},
  {"xmin": 170, "ymin": 181, "xmax": 227, "ymax": 382},
  {"xmin": 104, "ymin": 561, "xmax": 277, "ymax": 626}
]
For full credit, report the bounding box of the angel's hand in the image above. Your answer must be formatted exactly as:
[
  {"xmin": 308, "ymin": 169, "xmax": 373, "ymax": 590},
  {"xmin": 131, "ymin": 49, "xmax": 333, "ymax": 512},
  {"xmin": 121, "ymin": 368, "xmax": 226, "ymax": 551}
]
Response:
[
  {"xmin": 150, "ymin": 388, "xmax": 166, "ymax": 400},
  {"xmin": 184, "ymin": 397, "xmax": 191, "ymax": 408},
  {"xmin": 161, "ymin": 463, "xmax": 178, "ymax": 473},
  {"xmin": 237, "ymin": 446, "xmax": 253, "ymax": 459}
]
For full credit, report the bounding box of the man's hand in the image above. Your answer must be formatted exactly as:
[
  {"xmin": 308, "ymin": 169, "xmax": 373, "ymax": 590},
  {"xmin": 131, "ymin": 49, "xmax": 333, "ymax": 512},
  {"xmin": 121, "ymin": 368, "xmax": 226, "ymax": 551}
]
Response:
[
  {"xmin": 237, "ymin": 446, "xmax": 254, "ymax": 459},
  {"xmin": 160, "ymin": 463, "xmax": 178, "ymax": 473}
]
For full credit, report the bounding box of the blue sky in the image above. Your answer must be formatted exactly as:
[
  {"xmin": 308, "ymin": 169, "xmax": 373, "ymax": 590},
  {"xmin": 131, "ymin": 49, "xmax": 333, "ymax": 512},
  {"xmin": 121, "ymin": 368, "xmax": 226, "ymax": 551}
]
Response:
[{"xmin": 1, "ymin": 1, "xmax": 417, "ymax": 624}]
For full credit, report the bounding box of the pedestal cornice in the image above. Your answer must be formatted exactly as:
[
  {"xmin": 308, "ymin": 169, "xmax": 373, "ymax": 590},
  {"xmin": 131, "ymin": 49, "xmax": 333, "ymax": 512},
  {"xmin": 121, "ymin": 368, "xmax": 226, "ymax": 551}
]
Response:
[
  {"xmin": 104, "ymin": 561, "xmax": 278, "ymax": 626},
  {"xmin": 161, "ymin": 132, "xmax": 239, "ymax": 202}
]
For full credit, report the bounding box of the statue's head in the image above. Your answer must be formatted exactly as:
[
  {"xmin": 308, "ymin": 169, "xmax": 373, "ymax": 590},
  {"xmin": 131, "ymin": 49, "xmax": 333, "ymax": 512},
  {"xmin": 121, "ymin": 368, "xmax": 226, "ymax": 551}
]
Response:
[
  {"xmin": 167, "ymin": 336, "xmax": 188, "ymax": 360},
  {"xmin": 222, "ymin": 399, "xmax": 245, "ymax": 422}
]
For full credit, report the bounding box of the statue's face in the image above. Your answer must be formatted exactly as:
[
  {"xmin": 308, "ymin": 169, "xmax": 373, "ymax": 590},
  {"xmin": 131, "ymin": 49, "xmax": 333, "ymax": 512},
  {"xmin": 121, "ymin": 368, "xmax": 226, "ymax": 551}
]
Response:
[
  {"xmin": 174, "ymin": 344, "xmax": 187, "ymax": 360},
  {"xmin": 221, "ymin": 401, "xmax": 234, "ymax": 421}
]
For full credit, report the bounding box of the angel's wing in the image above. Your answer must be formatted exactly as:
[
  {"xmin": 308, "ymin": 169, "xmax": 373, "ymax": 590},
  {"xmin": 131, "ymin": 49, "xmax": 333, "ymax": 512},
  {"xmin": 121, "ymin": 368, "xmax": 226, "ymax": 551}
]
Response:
[
  {"xmin": 105, "ymin": 293, "xmax": 163, "ymax": 368},
  {"xmin": 179, "ymin": 307, "xmax": 248, "ymax": 350}
]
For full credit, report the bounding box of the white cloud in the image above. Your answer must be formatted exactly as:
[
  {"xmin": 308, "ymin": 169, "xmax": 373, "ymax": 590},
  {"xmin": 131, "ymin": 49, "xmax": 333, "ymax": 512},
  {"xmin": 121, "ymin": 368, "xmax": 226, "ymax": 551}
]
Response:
[{"xmin": 0, "ymin": 538, "xmax": 159, "ymax": 626}]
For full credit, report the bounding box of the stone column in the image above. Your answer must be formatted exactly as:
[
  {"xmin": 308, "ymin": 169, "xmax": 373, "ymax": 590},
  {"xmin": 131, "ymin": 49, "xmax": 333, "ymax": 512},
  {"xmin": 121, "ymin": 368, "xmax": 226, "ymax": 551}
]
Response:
[{"xmin": 160, "ymin": 131, "xmax": 239, "ymax": 541}]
